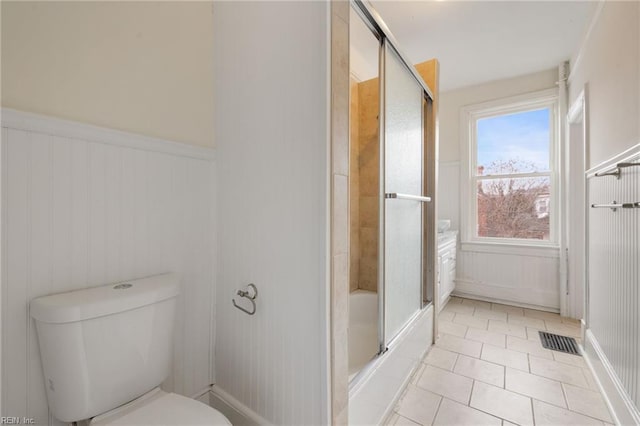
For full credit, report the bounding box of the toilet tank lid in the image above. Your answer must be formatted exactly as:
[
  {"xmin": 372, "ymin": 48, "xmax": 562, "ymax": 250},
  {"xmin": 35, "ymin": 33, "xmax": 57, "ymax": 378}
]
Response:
[{"xmin": 30, "ymin": 273, "xmax": 180, "ymax": 324}]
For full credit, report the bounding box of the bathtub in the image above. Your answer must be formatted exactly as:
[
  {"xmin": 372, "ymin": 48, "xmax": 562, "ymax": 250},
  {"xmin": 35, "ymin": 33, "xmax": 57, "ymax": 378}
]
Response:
[{"xmin": 348, "ymin": 290, "xmax": 379, "ymax": 381}]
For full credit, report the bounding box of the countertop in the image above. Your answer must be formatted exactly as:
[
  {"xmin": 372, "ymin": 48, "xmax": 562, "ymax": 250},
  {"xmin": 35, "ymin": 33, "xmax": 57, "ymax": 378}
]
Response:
[{"xmin": 437, "ymin": 230, "xmax": 458, "ymax": 247}]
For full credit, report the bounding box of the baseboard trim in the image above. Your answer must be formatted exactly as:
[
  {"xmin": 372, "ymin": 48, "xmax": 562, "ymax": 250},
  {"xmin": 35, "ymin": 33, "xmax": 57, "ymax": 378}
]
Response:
[
  {"xmin": 583, "ymin": 330, "xmax": 640, "ymax": 425},
  {"xmin": 190, "ymin": 385, "xmax": 213, "ymax": 401},
  {"xmin": 453, "ymin": 280, "xmax": 560, "ymax": 313},
  {"xmin": 209, "ymin": 385, "xmax": 272, "ymax": 426}
]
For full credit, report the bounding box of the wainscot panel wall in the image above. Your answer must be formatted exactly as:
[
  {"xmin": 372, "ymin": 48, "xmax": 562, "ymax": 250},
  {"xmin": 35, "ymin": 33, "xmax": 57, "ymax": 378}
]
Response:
[
  {"xmin": 569, "ymin": 2, "xmax": 639, "ymax": 422},
  {"xmin": 455, "ymin": 248, "xmax": 561, "ymax": 310},
  {"xmin": 1, "ymin": 110, "xmax": 216, "ymax": 425},
  {"xmin": 213, "ymin": 2, "xmax": 330, "ymax": 425},
  {"xmin": 437, "ymin": 69, "xmax": 561, "ymax": 310},
  {"xmin": 585, "ymin": 146, "xmax": 640, "ymax": 423}
]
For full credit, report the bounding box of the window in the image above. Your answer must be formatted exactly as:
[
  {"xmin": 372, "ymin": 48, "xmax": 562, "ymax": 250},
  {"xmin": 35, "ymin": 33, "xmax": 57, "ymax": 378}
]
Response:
[{"xmin": 461, "ymin": 89, "xmax": 558, "ymax": 246}]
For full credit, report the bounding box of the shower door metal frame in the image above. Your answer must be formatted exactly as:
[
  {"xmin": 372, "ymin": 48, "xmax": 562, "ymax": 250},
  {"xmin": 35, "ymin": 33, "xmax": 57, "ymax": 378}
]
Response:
[{"xmin": 351, "ymin": 0, "xmax": 437, "ymax": 358}]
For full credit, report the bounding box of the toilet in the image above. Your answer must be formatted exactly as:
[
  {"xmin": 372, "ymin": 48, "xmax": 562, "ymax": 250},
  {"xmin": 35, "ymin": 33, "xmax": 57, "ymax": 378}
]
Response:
[{"xmin": 30, "ymin": 273, "xmax": 231, "ymax": 425}]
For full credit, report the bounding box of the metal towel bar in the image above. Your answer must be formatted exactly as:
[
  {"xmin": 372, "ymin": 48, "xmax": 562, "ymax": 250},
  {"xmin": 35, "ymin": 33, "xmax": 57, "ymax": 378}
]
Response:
[
  {"xmin": 594, "ymin": 162, "xmax": 640, "ymax": 179},
  {"xmin": 590, "ymin": 201, "xmax": 640, "ymax": 212},
  {"xmin": 385, "ymin": 193, "xmax": 432, "ymax": 203}
]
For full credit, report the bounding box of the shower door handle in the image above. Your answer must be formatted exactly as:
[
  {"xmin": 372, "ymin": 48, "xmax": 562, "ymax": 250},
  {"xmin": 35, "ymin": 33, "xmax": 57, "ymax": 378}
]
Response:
[{"xmin": 385, "ymin": 193, "xmax": 431, "ymax": 203}]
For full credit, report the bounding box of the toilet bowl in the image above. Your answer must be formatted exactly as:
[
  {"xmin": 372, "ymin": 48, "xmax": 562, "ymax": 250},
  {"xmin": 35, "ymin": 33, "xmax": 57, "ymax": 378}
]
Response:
[
  {"xmin": 88, "ymin": 388, "xmax": 230, "ymax": 426},
  {"xmin": 30, "ymin": 273, "xmax": 231, "ymax": 425}
]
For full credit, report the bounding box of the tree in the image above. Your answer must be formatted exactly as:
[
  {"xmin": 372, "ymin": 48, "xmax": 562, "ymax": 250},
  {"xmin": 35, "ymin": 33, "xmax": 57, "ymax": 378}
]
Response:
[{"xmin": 477, "ymin": 159, "xmax": 550, "ymax": 240}]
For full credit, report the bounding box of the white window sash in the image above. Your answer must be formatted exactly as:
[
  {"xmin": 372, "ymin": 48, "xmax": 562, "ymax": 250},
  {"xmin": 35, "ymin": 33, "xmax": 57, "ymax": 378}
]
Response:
[{"xmin": 460, "ymin": 88, "xmax": 559, "ymax": 247}]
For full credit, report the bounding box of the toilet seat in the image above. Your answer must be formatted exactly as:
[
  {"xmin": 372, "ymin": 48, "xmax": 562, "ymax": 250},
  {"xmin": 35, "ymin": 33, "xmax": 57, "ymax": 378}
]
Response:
[{"xmin": 89, "ymin": 388, "xmax": 231, "ymax": 425}]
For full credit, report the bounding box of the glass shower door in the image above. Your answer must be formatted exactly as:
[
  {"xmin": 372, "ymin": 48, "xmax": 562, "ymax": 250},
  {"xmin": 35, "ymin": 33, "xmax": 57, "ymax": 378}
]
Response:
[{"xmin": 381, "ymin": 41, "xmax": 425, "ymax": 345}]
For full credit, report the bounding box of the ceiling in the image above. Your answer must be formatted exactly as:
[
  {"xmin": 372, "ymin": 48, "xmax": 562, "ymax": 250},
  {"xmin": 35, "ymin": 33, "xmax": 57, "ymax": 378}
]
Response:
[{"xmin": 350, "ymin": 1, "xmax": 595, "ymax": 91}]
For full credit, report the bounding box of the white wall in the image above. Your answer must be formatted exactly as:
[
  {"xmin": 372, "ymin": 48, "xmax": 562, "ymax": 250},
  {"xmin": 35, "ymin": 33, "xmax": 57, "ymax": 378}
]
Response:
[
  {"xmin": 1, "ymin": 2, "xmax": 215, "ymax": 148},
  {"xmin": 213, "ymin": 2, "xmax": 329, "ymax": 425},
  {"xmin": 568, "ymin": 1, "xmax": 640, "ymax": 422},
  {"xmin": 437, "ymin": 69, "xmax": 561, "ymax": 309},
  {"xmin": 568, "ymin": 1, "xmax": 639, "ymax": 170},
  {"xmin": 1, "ymin": 110, "xmax": 216, "ymax": 425},
  {"xmin": 438, "ymin": 68, "xmax": 557, "ymax": 234},
  {"xmin": 439, "ymin": 69, "xmax": 557, "ymax": 162}
]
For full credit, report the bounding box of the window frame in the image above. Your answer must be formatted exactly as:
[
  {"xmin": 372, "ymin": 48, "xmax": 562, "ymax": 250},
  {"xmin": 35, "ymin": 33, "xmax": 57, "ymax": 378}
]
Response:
[{"xmin": 460, "ymin": 88, "xmax": 560, "ymax": 249}]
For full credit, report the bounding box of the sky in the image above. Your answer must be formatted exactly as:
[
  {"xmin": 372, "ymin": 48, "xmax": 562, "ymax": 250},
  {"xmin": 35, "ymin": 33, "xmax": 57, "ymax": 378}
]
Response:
[{"xmin": 477, "ymin": 108, "xmax": 550, "ymax": 175}]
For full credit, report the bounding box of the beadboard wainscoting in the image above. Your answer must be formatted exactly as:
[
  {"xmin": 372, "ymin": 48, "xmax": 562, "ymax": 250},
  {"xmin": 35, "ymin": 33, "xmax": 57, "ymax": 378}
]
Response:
[
  {"xmin": 454, "ymin": 246, "xmax": 561, "ymax": 311},
  {"xmin": 1, "ymin": 109, "xmax": 216, "ymax": 425},
  {"xmin": 439, "ymin": 160, "xmax": 561, "ymax": 311},
  {"xmin": 584, "ymin": 144, "xmax": 640, "ymax": 425},
  {"xmin": 213, "ymin": 2, "xmax": 330, "ymax": 425}
]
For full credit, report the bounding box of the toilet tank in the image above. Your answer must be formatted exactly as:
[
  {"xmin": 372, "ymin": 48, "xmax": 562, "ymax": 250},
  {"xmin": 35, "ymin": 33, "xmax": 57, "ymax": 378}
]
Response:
[{"xmin": 30, "ymin": 273, "xmax": 180, "ymax": 423}]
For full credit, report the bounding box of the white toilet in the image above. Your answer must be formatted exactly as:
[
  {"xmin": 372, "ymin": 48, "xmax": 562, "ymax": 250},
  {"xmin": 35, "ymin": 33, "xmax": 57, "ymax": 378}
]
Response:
[{"xmin": 30, "ymin": 273, "xmax": 231, "ymax": 425}]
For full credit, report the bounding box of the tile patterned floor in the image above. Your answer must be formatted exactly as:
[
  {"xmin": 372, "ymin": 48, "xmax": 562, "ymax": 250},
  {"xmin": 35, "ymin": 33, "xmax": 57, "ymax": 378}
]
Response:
[{"xmin": 386, "ymin": 297, "xmax": 615, "ymax": 426}]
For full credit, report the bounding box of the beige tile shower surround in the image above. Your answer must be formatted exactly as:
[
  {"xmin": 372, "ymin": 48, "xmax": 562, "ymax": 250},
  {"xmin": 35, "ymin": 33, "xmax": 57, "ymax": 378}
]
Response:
[
  {"xmin": 349, "ymin": 59, "xmax": 438, "ymax": 294},
  {"xmin": 349, "ymin": 76, "xmax": 380, "ymax": 293},
  {"xmin": 330, "ymin": 1, "xmax": 351, "ymax": 424},
  {"xmin": 388, "ymin": 297, "xmax": 614, "ymax": 426}
]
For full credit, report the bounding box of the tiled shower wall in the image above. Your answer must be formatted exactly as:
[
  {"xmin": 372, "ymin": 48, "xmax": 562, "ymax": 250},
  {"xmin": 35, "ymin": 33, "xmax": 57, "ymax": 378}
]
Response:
[
  {"xmin": 349, "ymin": 78, "xmax": 360, "ymax": 292},
  {"xmin": 350, "ymin": 77, "xmax": 379, "ymax": 293}
]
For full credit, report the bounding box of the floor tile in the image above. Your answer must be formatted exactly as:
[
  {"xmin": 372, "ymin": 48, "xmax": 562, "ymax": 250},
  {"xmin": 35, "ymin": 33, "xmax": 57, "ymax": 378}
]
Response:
[
  {"xmin": 439, "ymin": 310, "xmax": 455, "ymax": 322},
  {"xmin": 439, "ymin": 320, "xmax": 468, "ymax": 338},
  {"xmin": 392, "ymin": 297, "xmax": 611, "ymax": 426},
  {"xmin": 461, "ymin": 298, "xmax": 492, "ymax": 310},
  {"xmin": 433, "ymin": 398, "xmax": 501, "ymax": 426},
  {"xmin": 454, "ymin": 354, "xmax": 505, "ymax": 387},
  {"xmin": 424, "ymin": 347, "xmax": 458, "ymax": 371},
  {"xmin": 453, "ymin": 313, "xmax": 488, "ymax": 330},
  {"xmin": 581, "ymin": 367, "xmax": 601, "ymax": 391},
  {"xmin": 507, "ymin": 314, "xmax": 546, "ymax": 330},
  {"xmin": 480, "ymin": 344, "xmax": 529, "ymax": 372},
  {"xmin": 544, "ymin": 321, "xmax": 582, "ymax": 338},
  {"xmin": 506, "ymin": 335, "xmax": 553, "ymax": 359},
  {"xmin": 563, "ymin": 383, "xmax": 613, "ymax": 422},
  {"xmin": 416, "ymin": 365, "xmax": 473, "ymax": 404},
  {"xmin": 526, "ymin": 327, "xmax": 543, "ymax": 341},
  {"xmin": 552, "ymin": 351, "xmax": 586, "ymax": 368},
  {"xmin": 491, "ymin": 303, "xmax": 524, "ymax": 316},
  {"xmin": 465, "ymin": 327, "xmax": 506, "ymax": 348},
  {"xmin": 392, "ymin": 414, "xmax": 421, "ymax": 426},
  {"xmin": 396, "ymin": 384, "xmax": 442, "ymax": 426},
  {"xmin": 473, "ymin": 307, "xmax": 508, "ymax": 321},
  {"xmin": 436, "ymin": 333, "xmax": 482, "ymax": 358},
  {"xmin": 488, "ymin": 319, "xmax": 527, "ymax": 339},
  {"xmin": 523, "ymin": 308, "xmax": 562, "ymax": 322},
  {"xmin": 384, "ymin": 413, "xmax": 400, "ymax": 425},
  {"xmin": 561, "ymin": 317, "xmax": 581, "ymax": 325},
  {"xmin": 529, "ymin": 356, "xmax": 589, "ymax": 388},
  {"xmin": 532, "ymin": 399, "xmax": 602, "ymax": 425},
  {"xmin": 443, "ymin": 303, "xmax": 475, "ymax": 315},
  {"xmin": 470, "ymin": 381, "xmax": 533, "ymax": 426},
  {"xmin": 410, "ymin": 364, "xmax": 425, "ymax": 385},
  {"xmin": 505, "ymin": 367, "xmax": 566, "ymax": 408}
]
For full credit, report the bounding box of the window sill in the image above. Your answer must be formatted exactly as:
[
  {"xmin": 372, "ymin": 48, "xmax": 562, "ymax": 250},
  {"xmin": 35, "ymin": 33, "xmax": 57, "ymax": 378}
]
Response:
[{"xmin": 460, "ymin": 241, "xmax": 560, "ymax": 258}]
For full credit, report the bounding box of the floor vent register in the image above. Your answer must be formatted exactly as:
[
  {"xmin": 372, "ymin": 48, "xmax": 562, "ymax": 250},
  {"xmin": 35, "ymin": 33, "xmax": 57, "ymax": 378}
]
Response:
[{"xmin": 539, "ymin": 331, "xmax": 580, "ymax": 355}]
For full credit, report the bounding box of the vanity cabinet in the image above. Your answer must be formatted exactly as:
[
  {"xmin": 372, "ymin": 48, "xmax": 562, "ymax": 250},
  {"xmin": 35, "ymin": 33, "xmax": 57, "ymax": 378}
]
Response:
[{"xmin": 437, "ymin": 232, "xmax": 457, "ymax": 311}]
